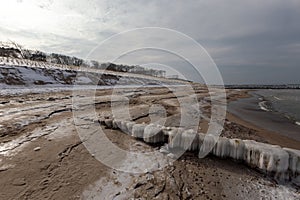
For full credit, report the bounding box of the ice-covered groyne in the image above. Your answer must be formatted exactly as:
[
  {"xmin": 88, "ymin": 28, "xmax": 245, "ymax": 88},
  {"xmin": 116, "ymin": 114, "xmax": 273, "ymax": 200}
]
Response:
[{"xmin": 99, "ymin": 118, "xmax": 300, "ymax": 185}]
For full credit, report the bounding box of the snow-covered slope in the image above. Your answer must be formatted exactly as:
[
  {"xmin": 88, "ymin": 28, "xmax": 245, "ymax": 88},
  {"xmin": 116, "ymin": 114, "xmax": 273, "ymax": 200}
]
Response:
[
  {"xmin": 0, "ymin": 43, "xmax": 166, "ymax": 77},
  {"xmin": 0, "ymin": 57, "xmax": 184, "ymax": 87}
]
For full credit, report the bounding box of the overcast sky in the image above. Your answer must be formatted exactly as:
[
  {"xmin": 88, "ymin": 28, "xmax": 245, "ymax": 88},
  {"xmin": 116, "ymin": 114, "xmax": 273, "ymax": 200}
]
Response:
[{"xmin": 0, "ymin": 0, "xmax": 299, "ymax": 84}]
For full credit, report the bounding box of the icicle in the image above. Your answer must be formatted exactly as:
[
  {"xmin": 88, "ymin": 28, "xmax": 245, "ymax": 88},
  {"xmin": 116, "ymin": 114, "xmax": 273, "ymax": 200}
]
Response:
[
  {"xmin": 114, "ymin": 120, "xmax": 123, "ymax": 130},
  {"xmin": 168, "ymin": 128, "xmax": 184, "ymax": 149},
  {"xmin": 244, "ymin": 140, "xmax": 289, "ymax": 173},
  {"xmin": 181, "ymin": 129, "xmax": 199, "ymax": 151},
  {"xmin": 198, "ymin": 134, "xmax": 217, "ymax": 158},
  {"xmin": 228, "ymin": 138, "xmax": 245, "ymax": 160},
  {"xmin": 283, "ymin": 148, "xmax": 300, "ymax": 175},
  {"xmin": 197, "ymin": 132, "xmax": 206, "ymax": 144},
  {"xmin": 125, "ymin": 121, "xmax": 135, "ymax": 135},
  {"xmin": 283, "ymin": 148, "xmax": 300, "ymax": 184},
  {"xmin": 143, "ymin": 124, "xmax": 164, "ymax": 143},
  {"xmin": 132, "ymin": 123, "xmax": 146, "ymax": 139},
  {"xmin": 212, "ymin": 137, "xmax": 230, "ymax": 158},
  {"xmin": 118, "ymin": 121, "xmax": 128, "ymax": 133},
  {"xmin": 112, "ymin": 119, "xmax": 119, "ymax": 129}
]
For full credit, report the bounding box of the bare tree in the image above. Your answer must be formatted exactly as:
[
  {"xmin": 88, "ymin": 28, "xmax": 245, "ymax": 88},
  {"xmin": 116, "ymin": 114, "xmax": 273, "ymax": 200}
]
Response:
[{"xmin": 8, "ymin": 40, "xmax": 26, "ymax": 58}]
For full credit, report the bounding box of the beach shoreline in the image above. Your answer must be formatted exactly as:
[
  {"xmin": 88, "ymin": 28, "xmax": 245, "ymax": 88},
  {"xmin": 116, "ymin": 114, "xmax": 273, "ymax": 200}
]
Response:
[
  {"xmin": 0, "ymin": 86, "xmax": 299, "ymax": 199},
  {"xmin": 227, "ymin": 89, "xmax": 300, "ymax": 150}
]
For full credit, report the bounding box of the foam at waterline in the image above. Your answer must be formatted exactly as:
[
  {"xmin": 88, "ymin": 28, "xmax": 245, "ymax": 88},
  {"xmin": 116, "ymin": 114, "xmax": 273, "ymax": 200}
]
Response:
[
  {"xmin": 273, "ymin": 96, "xmax": 282, "ymax": 101},
  {"xmin": 258, "ymin": 101, "xmax": 270, "ymax": 112}
]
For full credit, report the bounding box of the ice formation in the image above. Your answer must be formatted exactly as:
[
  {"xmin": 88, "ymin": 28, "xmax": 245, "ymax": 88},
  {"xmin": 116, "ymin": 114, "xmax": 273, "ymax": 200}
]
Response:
[
  {"xmin": 283, "ymin": 148, "xmax": 300, "ymax": 184},
  {"xmin": 132, "ymin": 124, "xmax": 146, "ymax": 139},
  {"xmin": 167, "ymin": 128, "xmax": 185, "ymax": 149},
  {"xmin": 111, "ymin": 119, "xmax": 120, "ymax": 129},
  {"xmin": 244, "ymin": 140, "xmax": 289, "ymax": 173},
  {"xmin": 228, "ymin": 138, "xmax": 245, "ymax": 160},
  {"xmin": 99, "ymin": 118, "xmax": 300, "ymax": 184},
  {"xmin": 199, "ymin": 134, "xmax": 217, "ymax": 158},
  {"xmin": 104, "ymin": 119, "xmax": 113, "ymax": 129},
  {"xmin": 118, "ymin": 121, "xmax": 129, "ymax": 133},
  {"xmin": 212, "ymin": 137, "xmax": 231, "ymax": 158},
  {"xmin": 125, "ymin": 121, "xmax": 135, "ymax": 135},
  {"xmin": 143, "ymin": 124, "xmax": 165, "ymax": 143},
  {"xmin": 181, "ymin": 129, "xmax": 199, "ymax": 151}
]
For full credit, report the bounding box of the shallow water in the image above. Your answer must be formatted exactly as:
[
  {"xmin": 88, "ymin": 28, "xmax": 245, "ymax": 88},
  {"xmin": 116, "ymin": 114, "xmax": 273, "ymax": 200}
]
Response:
[
  {"xmin": 255, "ymin": 89, "xmax": 300, "ymax": 124},
  {"xmin": 228, "ymin": 89, "xmax": 300, "ymax": 142}
]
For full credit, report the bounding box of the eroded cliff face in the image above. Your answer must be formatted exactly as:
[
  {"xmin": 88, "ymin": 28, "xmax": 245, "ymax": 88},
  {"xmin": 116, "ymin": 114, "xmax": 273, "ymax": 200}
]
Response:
[
  {"xmin": 0, "ymin": 64, "xmax": 123, "ymax": 86},
  {"xmin": 0, "ymin": 44, "xmax": 166, "ymax": 77},
  {"xmin": 0, "ymin": 57, "xmax": 180, "ymax": 87}
]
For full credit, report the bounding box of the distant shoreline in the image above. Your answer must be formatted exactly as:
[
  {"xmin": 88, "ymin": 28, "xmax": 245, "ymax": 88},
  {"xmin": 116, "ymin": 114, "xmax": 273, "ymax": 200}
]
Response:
[{"xmin": 225, "ymin": 84, "xmax": 300, "ymax": 89}]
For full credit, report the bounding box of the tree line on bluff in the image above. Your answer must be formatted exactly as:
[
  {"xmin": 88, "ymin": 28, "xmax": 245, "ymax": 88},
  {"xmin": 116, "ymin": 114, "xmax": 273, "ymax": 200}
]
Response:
[{"xmin": 0, "ymin": 42, "xmax": 166, "ymax": 77}]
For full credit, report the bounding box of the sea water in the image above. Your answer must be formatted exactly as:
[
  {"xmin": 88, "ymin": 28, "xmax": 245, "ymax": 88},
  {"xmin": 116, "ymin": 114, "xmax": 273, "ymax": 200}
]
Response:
[
  {"xmin": 228, "ymin": 89, "xmax": 300, "ymax": 141},
  {"xmin": 255, "ymin": 89, "xmax": 300, "ymax": 125}
]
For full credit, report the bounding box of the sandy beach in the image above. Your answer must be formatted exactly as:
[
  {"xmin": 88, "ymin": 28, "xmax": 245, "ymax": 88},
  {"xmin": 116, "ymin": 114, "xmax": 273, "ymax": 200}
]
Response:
[
  {"xmin": 2, "ymin": 0, "xmax": 300, "ymax": 198},
  {"xmin": 0, "ymin": 85, "xmax": 299, "ymax": 199}
]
